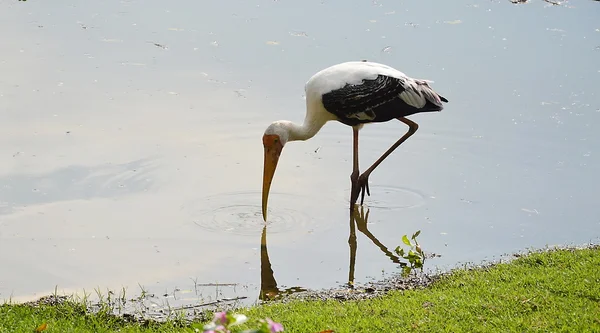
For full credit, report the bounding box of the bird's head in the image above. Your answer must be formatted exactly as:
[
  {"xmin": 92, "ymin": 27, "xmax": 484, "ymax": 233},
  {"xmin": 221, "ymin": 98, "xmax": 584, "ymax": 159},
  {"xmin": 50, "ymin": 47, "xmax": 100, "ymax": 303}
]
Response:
[{"xmin": 261, "ymin": 122, "xmax": 290, "ymax": 222}]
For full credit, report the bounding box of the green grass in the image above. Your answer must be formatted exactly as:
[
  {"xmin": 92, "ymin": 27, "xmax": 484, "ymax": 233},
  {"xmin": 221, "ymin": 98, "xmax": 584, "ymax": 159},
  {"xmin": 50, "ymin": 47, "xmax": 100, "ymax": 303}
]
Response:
[
  {"xmin": 0, "ymin": 298, "xmax": 193, "ymax": 333},
  {"xmin": 2, "ymin": 247, "xmax": 599, "ymax": 333}
]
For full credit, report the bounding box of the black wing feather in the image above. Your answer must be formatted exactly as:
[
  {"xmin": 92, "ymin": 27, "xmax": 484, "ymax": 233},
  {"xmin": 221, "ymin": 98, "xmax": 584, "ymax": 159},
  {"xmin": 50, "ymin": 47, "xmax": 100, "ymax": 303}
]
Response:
[{"xmin": 321, "ymin": 74, "xmax": 447, "ymax": 126}]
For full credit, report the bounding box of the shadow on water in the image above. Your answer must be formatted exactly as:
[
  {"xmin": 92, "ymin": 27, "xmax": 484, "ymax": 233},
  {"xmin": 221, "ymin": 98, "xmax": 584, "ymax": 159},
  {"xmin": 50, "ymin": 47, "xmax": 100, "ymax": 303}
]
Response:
[{"xmin": 0, "ymin": 158, "xmax": 157, "ymax": 215}]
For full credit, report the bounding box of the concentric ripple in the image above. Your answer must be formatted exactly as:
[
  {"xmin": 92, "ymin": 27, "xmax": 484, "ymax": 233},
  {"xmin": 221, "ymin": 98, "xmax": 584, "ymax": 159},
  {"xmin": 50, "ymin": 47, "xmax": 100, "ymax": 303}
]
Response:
[
  {"xmin": 190, "ymin": 191, "xmax": 317, "ymax": 236},
  {"xmin": 343, "ymin": 185, "xmax": 426, "ymax": 210}
]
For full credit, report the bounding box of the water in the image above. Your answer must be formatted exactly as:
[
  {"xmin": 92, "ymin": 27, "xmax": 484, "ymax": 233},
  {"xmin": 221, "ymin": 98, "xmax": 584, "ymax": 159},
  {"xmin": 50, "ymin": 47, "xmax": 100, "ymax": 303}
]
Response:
[{"xmin": 1, "ymin": 0, "xmax": 599, "ymax": 306}]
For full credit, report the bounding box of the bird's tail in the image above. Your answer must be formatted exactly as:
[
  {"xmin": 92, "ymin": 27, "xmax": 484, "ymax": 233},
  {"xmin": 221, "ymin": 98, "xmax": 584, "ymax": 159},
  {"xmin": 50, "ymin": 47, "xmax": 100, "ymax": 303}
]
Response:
[
  {"xmin": 415, "ymin": 79, "xmax": 449, "ymax": 106},
  {"xmin": 415, "ymin": 79, "xmax": 448, "ymax": 111}
]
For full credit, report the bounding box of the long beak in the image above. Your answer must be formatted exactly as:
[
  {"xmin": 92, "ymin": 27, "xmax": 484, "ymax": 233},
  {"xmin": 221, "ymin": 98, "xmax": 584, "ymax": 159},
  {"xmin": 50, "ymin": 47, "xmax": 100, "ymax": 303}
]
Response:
[{"xmin": 262, "ymin": 146, "xmax": 281, "ymax": 221}]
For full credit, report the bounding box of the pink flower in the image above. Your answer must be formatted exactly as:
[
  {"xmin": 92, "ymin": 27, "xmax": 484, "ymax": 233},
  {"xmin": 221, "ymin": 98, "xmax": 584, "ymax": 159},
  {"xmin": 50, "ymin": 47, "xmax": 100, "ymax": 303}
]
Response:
[
  {"xmin": 214, "ymin": 312, "xmax": 229, "ymax": 325},
  {"xmin": 266, "ymin": 318, "xmax": 284, "ymax": 332}
]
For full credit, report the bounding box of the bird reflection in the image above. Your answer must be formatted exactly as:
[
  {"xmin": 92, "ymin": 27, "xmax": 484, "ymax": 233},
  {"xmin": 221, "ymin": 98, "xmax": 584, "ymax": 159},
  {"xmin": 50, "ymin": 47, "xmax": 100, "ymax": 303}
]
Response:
[
  {"xmin": 258, "ymin": 206, "xmax": 404, "ymax": 301},
  {"xmin": 348, "ymin": 206, "xmax": 402, "ymax": 286},
  {"xmin": 258, "ymin": 226, "xmax": 306, "ymax": 301}
]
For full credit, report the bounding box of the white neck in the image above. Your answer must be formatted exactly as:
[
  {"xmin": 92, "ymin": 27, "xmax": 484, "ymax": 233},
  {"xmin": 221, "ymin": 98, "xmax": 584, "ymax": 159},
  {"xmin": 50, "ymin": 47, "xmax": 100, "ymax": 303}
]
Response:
[
  {"xmin": 280, "ymin": 114, "xmax": 328, "ymax": 143},
  {"xmin": 265, "ymin": 102, "xmax": 333, "ymax": 144}
]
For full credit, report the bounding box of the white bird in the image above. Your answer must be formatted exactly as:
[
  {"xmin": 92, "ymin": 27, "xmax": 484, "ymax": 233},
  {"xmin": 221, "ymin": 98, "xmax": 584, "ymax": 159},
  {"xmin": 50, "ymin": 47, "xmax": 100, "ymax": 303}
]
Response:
[{"xmin": 261, "ymin": 60, "xmax": 448, "ymax": 221}]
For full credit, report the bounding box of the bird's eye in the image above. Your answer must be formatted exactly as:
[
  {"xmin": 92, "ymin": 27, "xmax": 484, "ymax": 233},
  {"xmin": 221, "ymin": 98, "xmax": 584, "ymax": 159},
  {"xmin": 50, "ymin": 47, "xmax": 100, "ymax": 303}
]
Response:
[{"xmin": 273, "ymin": 138, "xmax": 279, "ymax": 143}]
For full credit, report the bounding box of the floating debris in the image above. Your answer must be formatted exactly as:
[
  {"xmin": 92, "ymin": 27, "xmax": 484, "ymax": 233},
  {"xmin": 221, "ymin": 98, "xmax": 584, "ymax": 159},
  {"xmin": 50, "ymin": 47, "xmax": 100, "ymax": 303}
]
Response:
[
  {"xmin": 120, "ymin": 62, "xmax": 146, "ymax": 67},
  {"xmin": 266, "ymin": 41, "xmax": 280, "ymax": 45},
  {"xmin": 233, "ymin": 89, "xmax": 247, "ymax": 98},
  {"xmin": 540, "ymin": 101, "xmax": 558, "ymax": 106},
  {"xmin": 521, "ymin": 208, "xmax": 540, "ymax": 215},
  {"xmin": 444, "ymin": 19, "xmax": 462, "ymax": 24},
  {"xmin": 289, "ymin": 31, "xmax": 308, "ymax": 37},
  {"xmin": 543, "ymin": 0, "xmax": 561, "ymax": 5},
  {"xmin": 101, "ymin": 38, "xmax": 123, "ymax": 43},
  {"xmin": 149, "ymin": 42, "xmax": 167, "ymax": 49},
  {"xmin": 381, "ymin": 46, "xmax": 392, "ymax": 53}
]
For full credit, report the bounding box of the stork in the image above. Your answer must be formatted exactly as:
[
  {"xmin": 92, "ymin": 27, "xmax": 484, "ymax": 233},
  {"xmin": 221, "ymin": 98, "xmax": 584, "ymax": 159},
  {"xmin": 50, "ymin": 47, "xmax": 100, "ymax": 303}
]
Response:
[{"xmin": 261, "ymin": 61, "xmax": 448, "ymax": 221}]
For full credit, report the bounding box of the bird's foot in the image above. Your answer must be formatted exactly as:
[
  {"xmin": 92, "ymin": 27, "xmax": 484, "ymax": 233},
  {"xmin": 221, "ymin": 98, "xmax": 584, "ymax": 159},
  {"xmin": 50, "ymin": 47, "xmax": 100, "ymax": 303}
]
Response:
[
  {"xmin": 358, "ymin": 173, "xmax": 371, "ymax": 205},
  {"xmin": 350, "ymin": 172, "xmax": 371, "ymax": 209}
]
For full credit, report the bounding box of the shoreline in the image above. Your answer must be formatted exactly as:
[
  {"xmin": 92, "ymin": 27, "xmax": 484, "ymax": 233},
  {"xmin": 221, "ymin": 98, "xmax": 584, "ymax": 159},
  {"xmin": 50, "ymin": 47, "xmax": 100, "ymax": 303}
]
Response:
[{"xmin": 4, "ymin": 241, "xmax": 598, "ymax": 324}]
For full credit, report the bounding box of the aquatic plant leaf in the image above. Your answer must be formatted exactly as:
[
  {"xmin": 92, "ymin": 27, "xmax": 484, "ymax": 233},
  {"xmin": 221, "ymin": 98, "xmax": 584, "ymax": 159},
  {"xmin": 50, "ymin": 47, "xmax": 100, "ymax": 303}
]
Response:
[
  {"xmin": 412, "ymin": 230, "xmax": 421, "ymax": 239},
  {"xmin": 402, "ymin": 235, "xmax": 411, "ymax": 246},
  {"xmin": 395, "ymin": 246, "xmax": 405, "ymax": 257}
]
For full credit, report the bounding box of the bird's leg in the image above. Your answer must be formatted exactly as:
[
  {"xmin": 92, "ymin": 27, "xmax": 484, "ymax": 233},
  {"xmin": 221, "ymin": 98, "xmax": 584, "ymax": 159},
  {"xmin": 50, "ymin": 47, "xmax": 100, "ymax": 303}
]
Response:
[
  {"xmin": 357, "ymin": 117, "xmax": 419, "ymax": 205},
  {"xmin": 349, "ymin": 126, "xmax": 360, "ymax": 211}
]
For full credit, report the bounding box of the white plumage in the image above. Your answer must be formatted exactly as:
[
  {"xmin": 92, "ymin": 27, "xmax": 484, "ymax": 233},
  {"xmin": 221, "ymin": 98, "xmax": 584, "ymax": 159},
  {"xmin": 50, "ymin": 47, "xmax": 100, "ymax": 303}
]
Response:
[{"xmin": 305, "ymin": 61, "xmax": 408, "ymax": 95}]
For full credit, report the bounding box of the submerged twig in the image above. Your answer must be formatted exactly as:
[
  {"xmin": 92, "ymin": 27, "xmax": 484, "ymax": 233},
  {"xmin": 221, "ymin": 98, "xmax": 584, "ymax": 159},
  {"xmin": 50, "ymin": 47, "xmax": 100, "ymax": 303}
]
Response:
[
  {"xmin": 171, "ymin": 296, "xmax": 247, "ymax": 311},
  {"xmin": 543, "ymin": 0, "xmax": 561, "ymax": 5},
  {"xmin": 194, "ymin": 283, "xmax": 238, "ymax": 287}
]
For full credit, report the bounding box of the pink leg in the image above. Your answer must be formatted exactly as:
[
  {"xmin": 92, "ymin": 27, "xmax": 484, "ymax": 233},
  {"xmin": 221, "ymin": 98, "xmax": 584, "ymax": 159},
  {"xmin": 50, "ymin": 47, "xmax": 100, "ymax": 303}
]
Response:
[{"xmin": 356, "ymin": 117, "xmax": 419, "ymax": 205}]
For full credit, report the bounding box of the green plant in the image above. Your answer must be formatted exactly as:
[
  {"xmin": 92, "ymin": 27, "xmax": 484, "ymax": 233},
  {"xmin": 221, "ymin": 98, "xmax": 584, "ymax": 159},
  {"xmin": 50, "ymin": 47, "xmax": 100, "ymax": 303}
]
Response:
[{"xmin": 394, "ymin": 230, "xmax": 425, "ymax": 277}]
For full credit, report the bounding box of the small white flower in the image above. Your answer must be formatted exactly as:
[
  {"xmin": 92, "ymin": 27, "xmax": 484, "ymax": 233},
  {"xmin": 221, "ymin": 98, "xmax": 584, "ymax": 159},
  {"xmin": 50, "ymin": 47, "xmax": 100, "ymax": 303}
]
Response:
[{"xmin": 230, "ymin": 314, "xmax": 248, "ymax": 326}]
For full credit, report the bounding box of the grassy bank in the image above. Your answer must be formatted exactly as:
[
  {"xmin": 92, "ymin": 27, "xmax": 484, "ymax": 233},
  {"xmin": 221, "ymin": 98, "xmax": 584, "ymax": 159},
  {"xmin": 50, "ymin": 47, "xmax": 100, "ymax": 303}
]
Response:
[{"xmin": 1, "ymin": 246, "xmax": 599, "ymax": 333}]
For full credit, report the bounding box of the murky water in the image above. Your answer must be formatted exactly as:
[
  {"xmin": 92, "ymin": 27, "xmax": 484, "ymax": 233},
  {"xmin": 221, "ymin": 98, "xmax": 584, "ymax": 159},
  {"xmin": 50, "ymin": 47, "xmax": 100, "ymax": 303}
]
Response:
[{"xmin": 1, "ymin": 0, "xmax": 599, "ymax": 306}]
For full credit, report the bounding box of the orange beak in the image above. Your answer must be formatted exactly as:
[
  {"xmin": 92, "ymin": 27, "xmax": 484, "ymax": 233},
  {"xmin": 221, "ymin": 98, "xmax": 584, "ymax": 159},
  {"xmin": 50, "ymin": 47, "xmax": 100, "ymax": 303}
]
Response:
[{"xmin": 262, "ymin": 135, "xmax": 283, "ymax": 222}]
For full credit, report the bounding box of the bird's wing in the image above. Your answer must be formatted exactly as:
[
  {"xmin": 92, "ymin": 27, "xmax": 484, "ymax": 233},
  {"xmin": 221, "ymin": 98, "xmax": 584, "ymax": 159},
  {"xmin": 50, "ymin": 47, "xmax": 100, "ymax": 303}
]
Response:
[{"xmin": 322, "ymin": 74, "xmax": 445, "ymax": 119}]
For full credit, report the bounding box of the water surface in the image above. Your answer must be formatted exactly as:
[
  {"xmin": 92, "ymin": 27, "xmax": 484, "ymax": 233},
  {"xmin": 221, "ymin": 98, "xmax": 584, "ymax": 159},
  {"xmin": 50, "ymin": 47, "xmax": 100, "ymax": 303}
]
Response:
[{"xmin": 1, "ymin": 0, "xmax": 599, "ymax": 305}]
